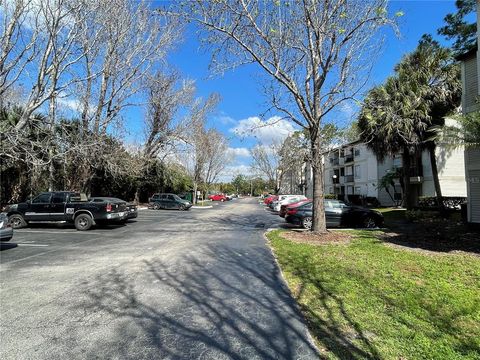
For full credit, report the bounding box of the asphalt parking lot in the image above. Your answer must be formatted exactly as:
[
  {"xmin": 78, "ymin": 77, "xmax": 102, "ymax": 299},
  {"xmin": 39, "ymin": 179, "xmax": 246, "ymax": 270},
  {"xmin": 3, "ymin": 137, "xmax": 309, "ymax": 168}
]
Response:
[{"xmin": 0, "ymin": 198, "xmax": 318, "ymax": 360}]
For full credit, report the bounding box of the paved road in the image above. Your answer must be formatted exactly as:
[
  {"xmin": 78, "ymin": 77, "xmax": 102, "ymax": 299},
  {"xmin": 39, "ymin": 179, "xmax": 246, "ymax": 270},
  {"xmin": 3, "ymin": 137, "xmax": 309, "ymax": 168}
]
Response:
[{"xmin": 0, "ymin": 198, "xmax": 319, "ymax": 360}]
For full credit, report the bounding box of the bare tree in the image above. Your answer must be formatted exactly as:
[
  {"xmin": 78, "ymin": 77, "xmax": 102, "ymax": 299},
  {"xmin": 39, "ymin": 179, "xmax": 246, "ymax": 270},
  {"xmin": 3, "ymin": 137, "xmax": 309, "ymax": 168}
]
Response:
[
  {"xmin": 251, "ymin": 143, "xmax": 282, "ymax": 193},
  {"xmin": 180, "ymin": 94, "xmax": 220, "ymax": 204},
  {"xmin": 130, "ymin": 71, "xmax": 196, "ymax": 201},
  {"xmin": 0, "ymin": 0, "xmax": 40, "ymax": 108},
  {"xmin": 182, "ymin": 0, "xmax": 396, "ymax": 232},
  {"xmin": 69, "ymin": 0, "xmax": 182, "ymax": 192},
  {"xmin": 203, "ymin": 129, "xmax": 231, "ymax": 194}
]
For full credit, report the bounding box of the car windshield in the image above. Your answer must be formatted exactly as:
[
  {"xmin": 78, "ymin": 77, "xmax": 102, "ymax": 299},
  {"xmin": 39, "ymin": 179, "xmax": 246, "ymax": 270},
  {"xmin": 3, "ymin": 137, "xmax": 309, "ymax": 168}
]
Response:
[{"xmin": 172, "ymin": 194, "xmax": 182, "ymax": 201}]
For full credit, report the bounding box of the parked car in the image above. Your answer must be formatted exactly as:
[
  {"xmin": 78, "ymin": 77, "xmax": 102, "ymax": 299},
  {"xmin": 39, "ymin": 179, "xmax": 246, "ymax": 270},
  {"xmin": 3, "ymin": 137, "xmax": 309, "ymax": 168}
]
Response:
[
  {"xmin": 89, "ymin": 197, "xmax": 137, "ymax": 222},
  {"xmin": 272, "ymin": 195, "xmax": 307, "ymax": 212},
  {"xmin": 0, "ymin": 213, "xmax": 13, "ymax": 241},
  {"xmin": 149, "ymin": 193, "xmax": 192, "ymax": 210},
  {"xmin": 6, "ymin": 191, "xmax": 127, "ymax": 231},
  {"xmin": 264, "ymin": 195, "xmax": 277, "ymax": 205},
  {"xmin": 126, "ymin": 203, "xmax": 138, "ymax": 219},
  {"xmin": 279, "ymin": 198, "xmax": 311, "ymax": 218},
  {"xmin": 208, "ymin": 194, "xmax": 228, "ymax": 202},
  {"xmin": 285, "ymin": 200, "xmax": 384, "ymax": 229},
  {"xmin": 270, "ymin": 195, "xmax": 301, "ymax": 210}
]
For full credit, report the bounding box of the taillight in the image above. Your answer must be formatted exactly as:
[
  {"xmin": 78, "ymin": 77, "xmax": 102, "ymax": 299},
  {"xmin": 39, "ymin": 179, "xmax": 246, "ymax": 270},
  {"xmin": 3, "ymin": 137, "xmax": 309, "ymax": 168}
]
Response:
[
  {"xmin": 287, "ymin": 208, "xmax": 298, "ymax": 215},
  {"xmin": 106, "ymin": 203, "xmax": 112, "ymax": 212}
]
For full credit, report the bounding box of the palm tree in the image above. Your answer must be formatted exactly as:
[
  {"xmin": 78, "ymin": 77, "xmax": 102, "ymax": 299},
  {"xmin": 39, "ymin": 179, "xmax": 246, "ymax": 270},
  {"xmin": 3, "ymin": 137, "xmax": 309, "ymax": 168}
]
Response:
[
  {"xmin": 358, "ymin": 76, "xmax": 429, "ymax": 209},
  {"xmin": 395, "ymin": 36, "xmax": 461, "ymax": 210},
  {"xmin": 359, "ymin": 37, "xmax": 461, "ymax": 210}
]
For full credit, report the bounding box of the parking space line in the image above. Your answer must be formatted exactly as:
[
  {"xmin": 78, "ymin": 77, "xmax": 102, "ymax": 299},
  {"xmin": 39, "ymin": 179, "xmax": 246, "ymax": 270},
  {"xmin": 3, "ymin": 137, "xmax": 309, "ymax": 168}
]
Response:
[
  {"xmin": 16, "ymin": 243, "xmax": 49, "ymax": 247},
  {"xmin": 15, "ymin": 230, "xmax": 105, "ymax": 235}
]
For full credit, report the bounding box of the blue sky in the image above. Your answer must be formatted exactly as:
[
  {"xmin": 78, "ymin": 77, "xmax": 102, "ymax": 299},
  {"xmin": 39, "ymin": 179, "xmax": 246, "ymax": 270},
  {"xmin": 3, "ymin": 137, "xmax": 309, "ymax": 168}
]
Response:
[{"xmin": 130, "ymin": 1, "xmax": 459, "ymax": 178}]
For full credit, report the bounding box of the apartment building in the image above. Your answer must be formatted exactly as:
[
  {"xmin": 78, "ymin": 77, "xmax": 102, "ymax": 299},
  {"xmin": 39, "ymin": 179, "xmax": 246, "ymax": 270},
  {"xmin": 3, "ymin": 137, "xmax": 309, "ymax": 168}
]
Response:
[
  {"xmin": 458, "ymin": 37, "xmax": 480, "ymax": 224},
  {"xmin": 313, "ymin": 139, "xmax": 467, "ymax": 206}
]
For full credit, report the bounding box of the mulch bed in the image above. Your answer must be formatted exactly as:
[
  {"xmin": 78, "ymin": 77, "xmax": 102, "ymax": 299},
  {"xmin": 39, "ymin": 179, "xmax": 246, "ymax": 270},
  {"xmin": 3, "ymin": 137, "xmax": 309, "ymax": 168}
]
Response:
[{"xmin": 281, "ymin": 230, "xmax": 352, "ymax": 245}]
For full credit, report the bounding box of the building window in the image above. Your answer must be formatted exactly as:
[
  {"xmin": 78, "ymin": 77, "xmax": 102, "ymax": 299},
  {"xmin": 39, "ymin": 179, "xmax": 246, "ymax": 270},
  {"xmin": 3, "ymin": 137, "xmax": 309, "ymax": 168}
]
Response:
[
  {"xmin": 354, "ymin": 165, "xmax": 361, "ymax": 179},
  {"xmin": 355, "ymin": 186, "xmax": 361, "ymax": 194},
  {"xmin": 354, "ymin": 148, "xmax": 360, "ymax": 156},
  {"xmin": 347, "ymin": 186, "xmax": 354, "ymax": 195},
  {"xmin": 329, "ymin": 187, "xmax": 333, "ymax": 194},
  {"xmin": 340, "ymin": 167, "xmax": 345, "ymax": 176}
]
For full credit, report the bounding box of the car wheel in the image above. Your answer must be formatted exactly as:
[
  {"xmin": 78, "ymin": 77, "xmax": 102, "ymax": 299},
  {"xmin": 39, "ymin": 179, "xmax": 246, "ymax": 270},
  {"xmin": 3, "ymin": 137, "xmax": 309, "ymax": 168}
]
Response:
[
  {"xmin": 302, "ymin": 216, "xmax": 313, "ymax": 230},
  {"xmin": 75, "ymin": 214, "xmax": 93, "ymax": 231},
  {"xmin": 362, "ymin": 216, "xmax": 377, "ymax": 228},
  {"xmin": 9, "ymin": 214, "xmax": 27, "ymax": 229},
  {"xmin": 220, "ymin": 199, "xmax": 225, "ymax": 202},
  {"xmin": 153, "ymin": 203, "xmax": 160, "ymax": 210},
  {"xmin": 179, "ymin": 204, "xmax": 186, "ymax": 211}
]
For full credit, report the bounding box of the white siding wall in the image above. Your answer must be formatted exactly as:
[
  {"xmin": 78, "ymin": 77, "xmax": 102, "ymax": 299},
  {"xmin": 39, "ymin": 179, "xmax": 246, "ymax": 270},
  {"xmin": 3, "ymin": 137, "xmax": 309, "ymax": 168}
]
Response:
[
  {"xmin": 462, "ymin": 56, "xmax": 480, "ymax": 113},
  {"xmin": 465, "ymin": 148, "xmax": 480, "ymax": 223}
]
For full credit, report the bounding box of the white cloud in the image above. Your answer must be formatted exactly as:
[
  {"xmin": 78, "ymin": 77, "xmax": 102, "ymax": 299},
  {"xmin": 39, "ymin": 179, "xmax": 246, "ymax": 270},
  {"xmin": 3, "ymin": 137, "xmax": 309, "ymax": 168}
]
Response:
[
  {"xmin": 227, "ymin": 147, "xmax": 250, "ymax": 158},
  {"xmin": 57, "ymin": 98, "xmax": 81, "ymax": 112},
  {"xmin": 216, "ymin": 115, "xmax": 237, "ymax": 126},
  {"xmin": 229, "ymin": 116, "xmax": 296, "ymax": 145}
]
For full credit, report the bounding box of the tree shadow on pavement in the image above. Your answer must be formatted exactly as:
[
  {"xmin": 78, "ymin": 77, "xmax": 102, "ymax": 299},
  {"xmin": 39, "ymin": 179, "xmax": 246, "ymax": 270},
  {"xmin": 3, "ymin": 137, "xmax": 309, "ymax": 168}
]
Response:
[{"xmin": 78, "ymin": 243, "xmax": 323, "ymax": 359}]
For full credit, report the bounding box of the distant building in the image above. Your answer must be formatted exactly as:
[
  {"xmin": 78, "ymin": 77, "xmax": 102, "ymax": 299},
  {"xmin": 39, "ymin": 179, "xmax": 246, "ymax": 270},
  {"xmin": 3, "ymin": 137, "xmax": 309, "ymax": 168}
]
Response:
[{"xmin": 304, "ymin": 138, "xmax": 466, "ymax": 206}]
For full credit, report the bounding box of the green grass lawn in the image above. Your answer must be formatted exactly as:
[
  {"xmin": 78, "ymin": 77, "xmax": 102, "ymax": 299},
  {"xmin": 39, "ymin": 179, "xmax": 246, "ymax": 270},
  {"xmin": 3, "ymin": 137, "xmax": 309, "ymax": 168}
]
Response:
[{"xmin": 267, "ymin": 230, "xmax": 480, "ymax": 359}]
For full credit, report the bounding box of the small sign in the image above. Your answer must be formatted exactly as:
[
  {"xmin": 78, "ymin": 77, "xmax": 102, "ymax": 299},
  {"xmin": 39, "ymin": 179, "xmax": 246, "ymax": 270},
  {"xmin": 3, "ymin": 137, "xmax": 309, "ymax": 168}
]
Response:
[
  {"xmin": 66, "ymin": 208, "xmax": 74, "ymax": 214},
  {"xmin": 468, "ymin": 177, "xmax": 480, "ymax": 183}
]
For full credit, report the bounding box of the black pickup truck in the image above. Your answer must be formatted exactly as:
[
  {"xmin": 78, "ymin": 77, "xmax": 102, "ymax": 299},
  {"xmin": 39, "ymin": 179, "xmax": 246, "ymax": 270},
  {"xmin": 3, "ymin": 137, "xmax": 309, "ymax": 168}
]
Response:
[{"xmin": 6, "ymin": 191, "xmax": 128, "ymax": 231}]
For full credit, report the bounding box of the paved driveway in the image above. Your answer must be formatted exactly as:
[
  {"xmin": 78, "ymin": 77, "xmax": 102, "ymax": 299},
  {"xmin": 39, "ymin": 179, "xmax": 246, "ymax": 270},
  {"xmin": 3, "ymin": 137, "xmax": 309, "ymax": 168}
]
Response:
[{"xmin": 0, "ymin": 198, "xmax": 319, "ymax": 359}]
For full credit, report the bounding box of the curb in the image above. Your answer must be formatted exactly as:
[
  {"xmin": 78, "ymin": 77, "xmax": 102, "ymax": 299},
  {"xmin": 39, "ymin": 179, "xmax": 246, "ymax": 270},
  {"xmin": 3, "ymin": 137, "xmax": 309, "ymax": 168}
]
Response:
[
  {"xmin": 263, "ymin": 229, "xmax": 321, "ymax": 357},
  {"xmin": 191, "ymin": 205, "xmax": 213, "ymax": 209}
]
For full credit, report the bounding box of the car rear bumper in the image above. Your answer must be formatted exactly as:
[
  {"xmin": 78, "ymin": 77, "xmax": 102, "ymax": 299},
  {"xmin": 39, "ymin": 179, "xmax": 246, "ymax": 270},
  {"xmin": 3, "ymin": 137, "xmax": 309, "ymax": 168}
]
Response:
[
  {"xmin": 0, "ymin": 227, "xmax": 13, "ymax": 241},
  {"xmin": 285, "ymin": 215, "xmax": 301, "ymax": 225}
]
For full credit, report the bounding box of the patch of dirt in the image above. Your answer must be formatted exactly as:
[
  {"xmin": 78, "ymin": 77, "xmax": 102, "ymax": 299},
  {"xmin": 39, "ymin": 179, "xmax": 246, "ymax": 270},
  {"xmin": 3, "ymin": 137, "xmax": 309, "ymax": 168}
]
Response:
[{"xmin": 282, "ymin": 230, "xmax": 352, "ymax": 245}]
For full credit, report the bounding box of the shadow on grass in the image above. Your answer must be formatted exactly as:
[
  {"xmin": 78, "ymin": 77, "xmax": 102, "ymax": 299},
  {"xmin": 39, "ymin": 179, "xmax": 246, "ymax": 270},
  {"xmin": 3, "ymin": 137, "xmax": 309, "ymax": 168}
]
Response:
[
  {"xmin": 78, "ymin": 244, "xmax": 323, "ymax": 359},
  {"xmin": 284, "ymin": 250, "xmax": 382, "ymax": 360},
  {"xmin": 274, "ymin": 230, "xmax": 480, "ymax": 358}
]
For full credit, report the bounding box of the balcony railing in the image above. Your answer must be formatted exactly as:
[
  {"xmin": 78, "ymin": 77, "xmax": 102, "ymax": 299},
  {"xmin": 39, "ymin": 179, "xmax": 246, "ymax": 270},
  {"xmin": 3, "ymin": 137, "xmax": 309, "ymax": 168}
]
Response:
[
  {"xmin": 345, "ymin": 175, "xmax": 354, "ymax": 182},
  {"xmin": 344, "ymin": 155, "xmax": 354, "ymax": 163}
]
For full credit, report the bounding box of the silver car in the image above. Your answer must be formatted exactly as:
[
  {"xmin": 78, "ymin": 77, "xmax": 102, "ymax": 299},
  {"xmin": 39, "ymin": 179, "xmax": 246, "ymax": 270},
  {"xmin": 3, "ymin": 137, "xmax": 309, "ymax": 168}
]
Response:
[{"xmin": 0, "ymin": 213, "xmax": 13, "ymax": 241}]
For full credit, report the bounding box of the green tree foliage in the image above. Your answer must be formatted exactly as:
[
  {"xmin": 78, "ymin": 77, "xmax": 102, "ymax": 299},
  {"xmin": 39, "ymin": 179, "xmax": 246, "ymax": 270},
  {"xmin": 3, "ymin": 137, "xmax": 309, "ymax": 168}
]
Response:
[
  {"xmin": 438, "ymin": 0, "xmax": 477, "ymax": 55},
  {"xmin": 0, "ymin": 106, "xmax": 192, "ymax": 204},
  {"xmin": 358, "ymin": 38, "xmax": 461, "ymax": 209}
]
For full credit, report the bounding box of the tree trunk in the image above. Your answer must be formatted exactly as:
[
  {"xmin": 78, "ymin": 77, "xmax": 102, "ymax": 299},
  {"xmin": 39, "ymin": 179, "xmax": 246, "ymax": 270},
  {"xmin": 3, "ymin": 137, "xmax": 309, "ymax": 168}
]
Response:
[
  {"xmin": 428, "ymin": 143, "xmax": 444, "ymax": 211},
  {"xmin": 311, "ymin": 137, "xmax": 327, "ymax": 233},
  {"xmin": 193, "ymin": 182, "xmax": 198, "ymax": 205},
  {"xmin": 134, "ymin": 187, "xmax": 140, "ymax": 204},
  {"xmin": 402, "ymin": 147, "xmax": 413, "ymax": 210}
]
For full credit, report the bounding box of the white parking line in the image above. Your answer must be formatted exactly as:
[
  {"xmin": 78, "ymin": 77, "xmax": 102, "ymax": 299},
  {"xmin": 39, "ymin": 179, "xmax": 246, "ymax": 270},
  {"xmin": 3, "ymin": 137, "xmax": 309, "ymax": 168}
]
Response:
[
  {"xmin": 16, "ymin": 243, "xmax": 49, "ymax": 247},
  {"xmin": 15, "ymin": 230, "xmax": 105, "ymax": 235}
]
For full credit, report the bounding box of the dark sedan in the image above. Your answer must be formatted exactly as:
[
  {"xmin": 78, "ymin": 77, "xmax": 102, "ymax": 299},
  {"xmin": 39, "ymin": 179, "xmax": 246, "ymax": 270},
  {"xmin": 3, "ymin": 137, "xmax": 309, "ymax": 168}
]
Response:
[
  {"xmin": 149, "ymin": 193, "xmax": 192, "ymax": 211},
  {"xmin": 89, "ymin": 197, "xmax": 130, "ymax": 223},
  {"xmin": 125, "ymin": 203, "xmax": 138, "ymax": 219},
  {"xmin": 285, "ymin": 200, "xmax": 384, "ymax": 229}
]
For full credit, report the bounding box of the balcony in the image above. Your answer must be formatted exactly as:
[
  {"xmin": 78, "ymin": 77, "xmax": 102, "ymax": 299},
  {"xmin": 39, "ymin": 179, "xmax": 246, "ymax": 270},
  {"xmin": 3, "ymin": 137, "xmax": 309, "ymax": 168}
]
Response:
[
  {"xmin": 344, "ymin": 155, "xmax": 354, "ymax": 163},
  {"xmin": 345, "ymin": 175, "xmax": 354, "ymax": 182}
]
